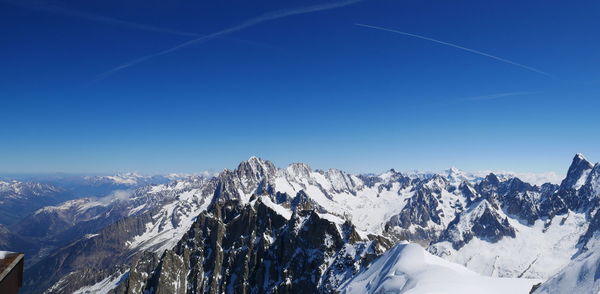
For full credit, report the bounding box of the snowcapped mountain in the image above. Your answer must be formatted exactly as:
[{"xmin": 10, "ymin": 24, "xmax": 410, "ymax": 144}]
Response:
[
  {"xmin": 21, "ymin": 176, "xmax": 213, "ymax": 293},
  {"xmin": 11, "ymin": 154, "xmax": 600, "ymax": 293},
  {"xmin": 97, "ymin": 173, "xmax": 157, "ymax": 185},
  {"xmin": 42, "ymin": 173, "xmax": 189, "ymax": 198},
  {"xmin": 0, "ymin": 172, "xmax": 195, "ymax": 229},
  {"xmin": 427, "ymin": 154, "xmax": 599, "ymax": 279},
  {"xmin": 0, "ymin": 179, "xmax": 62, "ymax": 196},
  {"xmin": 532, "ymin": 160, "xmax": 600, "ymax": 293},
  {"xmin": 0, "ymin": 179, "xmax": 71, "ymax": 226},
  {"xmin": 110, "ymin": 197, "xmax": 384, "ymax": 294},
  {"xmin": 1, "ymin": 172, "xmax": 196, "ymax": 199}
]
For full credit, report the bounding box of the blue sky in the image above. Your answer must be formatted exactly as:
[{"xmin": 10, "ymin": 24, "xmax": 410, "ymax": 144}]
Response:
[{"xmin": 1, "ymin": 0, "xmax": 599, "ymax": 174}]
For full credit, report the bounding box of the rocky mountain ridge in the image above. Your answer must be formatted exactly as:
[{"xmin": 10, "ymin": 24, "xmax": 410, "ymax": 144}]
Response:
[{"xmin": 4, "ymin": 154, "xmax": 600, "ymax": 293}]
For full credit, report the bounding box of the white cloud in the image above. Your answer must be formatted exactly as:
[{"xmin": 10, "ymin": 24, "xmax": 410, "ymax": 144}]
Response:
[
  {"xmin": 98, "ymin": 189, "xmax": 133, "ymax": 203},
  {"xmin": 473, "ymin": 170, "xmax": 563, "ymax": 185}
]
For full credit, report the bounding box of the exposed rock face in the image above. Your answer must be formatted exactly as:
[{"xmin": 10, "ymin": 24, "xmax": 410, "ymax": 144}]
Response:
[
  {"xmin": 468, "ymin": 173, "xmax": 560, "ymax": 225},
  {"xmin": 23, "ymin": 211, "xmax": 156, "ymax": 294},
  {"xmin": 559, "ymin": 155, "xmax": 595, "ymax": 211},
  {"xmin": 460, "ymin": 181, "xmax": 479, "ymax": 205},
  {"xmin": 379, "ymin": 168, "xmax": 556, "ymax": 246},
  {"xmin": 474, "ymin": 157, "xmax": 600, "ymax": 293},
  {"xmin": 441, "ymin": 200, "xmax": 516, "ymax": 250},
  {"xmin": 537, "ymin": 185, "xmax": 568, "ymax": 219},
  {"xmin": 112, "ymin": 198, "xmax": 384, "ymax": 294},
  {"xmin": 578, "ymin": 208, "xmax": 600, "ymax": 250},
  {"xmin": 425, "ymin": 154, "xmax": 600, "ymax": 280},
  {"xmin": 561, "ymin": 154, "xmax": 594, "ymax": 191},
  {"xmin": 14, "ymin": 154, "xmax": 600, "ymax": 293},
  {"xmin": 213, "ymin": 157, "xmax": 278, "ymax": 202},
  {"xmin": 385, "ymin": 188, "xmax": 444, "ymax": 243},
  {"xmin": 495, "ymin": 178, "xmax": 540, "ymax": 225},
  {"xmin": 112, "ymin": 252, "xmax": 161, "ymax": 294},
  {"xmin": 288, "ymin": 191, "xmax": 327, "ymax": 213},
  {"xmin": 476, "ymin": 173, "xmax": 502, "ymax": 202},
  {"xmin": 576, "ymin": 163, "xmax": 600, "ymax": 211},
  {"xmin": 323, "ymin": 168, "xmax": 362, "ymax": 195},
  {"xmin": 16, "ymin": 176, "xmax": 217, "ymax": 293}
]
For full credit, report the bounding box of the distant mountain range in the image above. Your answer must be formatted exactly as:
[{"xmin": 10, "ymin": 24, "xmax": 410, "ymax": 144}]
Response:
[
  {"xmin": 1, "ymin": 154, "xmax": 599, "ymax": 293},
  {"xmin": 0, "ymin": 172, "xmax": 196, "ymax": 197}
]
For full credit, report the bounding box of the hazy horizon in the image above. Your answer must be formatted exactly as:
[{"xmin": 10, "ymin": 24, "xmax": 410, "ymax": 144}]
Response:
[{"xmin": 3, "ymin": 153, "xmax": 589, "ymax": 186}]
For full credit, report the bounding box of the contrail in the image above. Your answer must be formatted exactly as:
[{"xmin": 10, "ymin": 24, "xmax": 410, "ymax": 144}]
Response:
[
  {"xmin": 356, "ymin": 23, "xmax": 551, "ymax": 77},
  {"xmin": 94, "ymin": 0, "xmax": 362, "ymax": 81},
  {"xmin": 463, "ymin": 91, "xmax": 542, "ymax": 101},
  {"xmin": 2, "ymin": 0, "xmax": 200, "ymax": 37}
]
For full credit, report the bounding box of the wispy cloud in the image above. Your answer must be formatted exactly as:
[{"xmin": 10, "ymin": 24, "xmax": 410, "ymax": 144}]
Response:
[
  {"xmin": 2, "ymin": 0, "xmax": 200, "ymax": 37},
  {"xmin": 472, "ymin": 170, "xmax": 563, "ymax": 185},
  {"xmin": 356, "ymin": 23, "xmax": 552, "ymax": 77},
  {"xmin": 97, "ymin": 189, "xmax": 133, "ymax": 204},
  {"xmin": 94, "ymin": 0, "xmax": 362, "ymax": 81},
  {"xmin": 462, "ymin": 91, "xmax": 542, "ymax": 101}
]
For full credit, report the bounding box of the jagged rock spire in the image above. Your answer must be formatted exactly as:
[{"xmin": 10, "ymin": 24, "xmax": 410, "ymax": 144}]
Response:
[{"xmin": 560, "ymin": 153, "xmax": 593, "ymax": 191}]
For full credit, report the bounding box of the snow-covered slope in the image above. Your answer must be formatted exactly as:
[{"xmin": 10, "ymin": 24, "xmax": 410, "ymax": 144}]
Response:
[
  {"xmin": 429, "ymin": 210, "xmax": 588, "ymax": 278},
  {"xmin": 274, "ymin": 163, "xmax": 415, "ymax": 235},
  {"xmin": 427, "ymin": 154, "xmax": 600, "ymax": 280},
  {"xmin": 22, "ymin": 153, "xmax": 600, "ymax": 294},
  {"xmin": 533, "ymin": 235, "xmax": 600, "ymax": 294},
  {"xmin": 339, "ymin": 242, "xmax": 540, "ymax": 294},
  {"xmin": 102, "ymin": 155, "xmax": 587, "ymax": 283},
  {"xmin": 124, "ymin": 178, "xmax": 214, "ymax": 253}
]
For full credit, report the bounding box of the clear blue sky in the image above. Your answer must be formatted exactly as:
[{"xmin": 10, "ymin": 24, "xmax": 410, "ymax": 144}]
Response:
[{"xmin": 1, "ymin": 0, "xmax": 599, "ymax": 174}]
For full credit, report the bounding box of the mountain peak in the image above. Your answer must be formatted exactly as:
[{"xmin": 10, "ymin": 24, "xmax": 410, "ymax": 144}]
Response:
[
  {"xmin": 440, "ymin": 198, "xmax": 515, "ymax": 249},
  {"xmin": 483, "ymin": 173, "xmax": 501, "ymax": 185},
  {"xmin": 560, "ymin": 154, "xmax": 594, "ymax": 190},
  {"xmin": 246, "ymin": 155, "xmax": 262, "ymax": 163},
  {"xmin": 572, "ymin": 153, "xmax": 592, "ymax": 167},
  {"xmin": 444, "ymin": 167, "xmax": 472, "ymax": 183},
  {"xmin": 239, "ymin": 156, "xmax": 273, "ymax": 168},
  {"xmin": 286, "ymin": 163, "xmax": 313, "ymax": 178},
  {"xmin": 233, "ymin": 157, "xmax": 278, "ymax": 193},
  {"xmin": 444, "ymin": 167, "xmax": 462, "ymax": 177}
]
